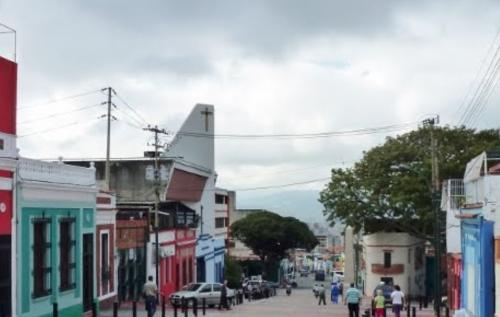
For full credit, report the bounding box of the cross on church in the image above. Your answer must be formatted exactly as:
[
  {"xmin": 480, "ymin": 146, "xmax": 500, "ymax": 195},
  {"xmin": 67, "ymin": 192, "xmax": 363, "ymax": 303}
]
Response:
[{"xmin": 200, "ymin": 107, "xmax": 213, "ymax": 132}]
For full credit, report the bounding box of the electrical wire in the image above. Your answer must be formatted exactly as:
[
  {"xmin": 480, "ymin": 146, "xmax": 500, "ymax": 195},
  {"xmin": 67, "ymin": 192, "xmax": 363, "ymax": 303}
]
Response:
[
  {"xmin": 174, "ymin": 122, "xmax": 416, "ymax": 140},
  {"xmin": 18, "ymin": 102, "xmax": 106, "ymax": 125},
  {"xmin": 18, "ymin": 89, "xmax": 102, "ymax": 110},
  {"xmin": 18, "ymin": 117, "xmax": 102, "ymax": 138},
  {"xmin": 113, "ymin": 92, "xmax": 148, "ymax": 125}
]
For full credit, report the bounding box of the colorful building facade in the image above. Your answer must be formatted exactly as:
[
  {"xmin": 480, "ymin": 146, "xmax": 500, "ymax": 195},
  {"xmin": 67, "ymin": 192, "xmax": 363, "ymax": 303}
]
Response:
[
  {"xmin": 96, "ymin": 191, "xmax": 117, "ymax": 309},
  {"xmin": 16, "ymin": 158, "xmax": 97, "ymax": 317},
  {"xmin": 0, "ymin": 54, "xmax": 17, "ymax": 317}
]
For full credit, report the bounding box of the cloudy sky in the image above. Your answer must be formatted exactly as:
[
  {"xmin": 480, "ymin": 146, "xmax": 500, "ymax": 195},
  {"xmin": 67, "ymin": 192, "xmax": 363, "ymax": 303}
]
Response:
[{"xmin": 1, "ymin": 0, "xmax": 500, "ymax": 222}]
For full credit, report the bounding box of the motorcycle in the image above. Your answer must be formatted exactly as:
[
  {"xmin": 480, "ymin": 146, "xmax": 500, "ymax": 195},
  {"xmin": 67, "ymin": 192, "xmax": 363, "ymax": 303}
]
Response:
[{"xmin": 286, "ymin": 285, "xmax": 292, "ymax": 296}]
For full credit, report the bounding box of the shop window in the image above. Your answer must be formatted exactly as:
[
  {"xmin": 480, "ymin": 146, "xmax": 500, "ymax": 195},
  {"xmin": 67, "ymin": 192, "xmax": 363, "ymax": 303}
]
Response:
[
  {"xmin": 59, "ymin": 218, "xmax": 76, "ymax": 291},
  {"xmin": 33, "ymin": 218, "xmax": 52, "ymax": 298}
]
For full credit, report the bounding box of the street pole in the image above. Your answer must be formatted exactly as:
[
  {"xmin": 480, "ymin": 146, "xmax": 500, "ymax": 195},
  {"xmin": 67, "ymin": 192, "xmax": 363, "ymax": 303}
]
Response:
[
  {"xmin": 143, "ymin": 125, "xmax": 168, "ymax": 294},
  {"xmin": 104, "ymin": 87, "xmax": 114, "ymax": 190},
  {"xmin": 423, "ymin": 116, "xmax": 441, "ymax": 316}
]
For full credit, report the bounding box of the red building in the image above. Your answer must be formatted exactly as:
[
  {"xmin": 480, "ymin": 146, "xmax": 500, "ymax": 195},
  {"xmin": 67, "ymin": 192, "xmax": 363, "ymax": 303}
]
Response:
[
  {"xmin": 447, "ymin": 254, "xmax": 461, "ymax": 311},
  {"xmin": 157, "ymin": 228, "xmax": 196, "ymax": 297},
  {"xmin": 0, "ymin": 55, "xmax": 17, "ymax": 316},
  {"xmin": 96, "ymin": 191, "xmax": 118, "ymax": 309}
]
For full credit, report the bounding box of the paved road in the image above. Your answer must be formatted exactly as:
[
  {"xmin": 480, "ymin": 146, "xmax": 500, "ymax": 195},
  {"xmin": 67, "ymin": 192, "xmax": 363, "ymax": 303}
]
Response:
[{"xmin": 206, "ymin": 288, "xmax": 370, "ymax": 317}]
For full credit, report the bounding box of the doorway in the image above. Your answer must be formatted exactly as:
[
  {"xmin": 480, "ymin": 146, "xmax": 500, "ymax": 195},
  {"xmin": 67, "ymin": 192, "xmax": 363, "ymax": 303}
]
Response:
[
  {"xmin": 0, "ymin": 236, "xmax": 11, "ymax": 316},
  {"xmin": 83, "ymin": 234, "xmax": 94, "ymax": 312}
]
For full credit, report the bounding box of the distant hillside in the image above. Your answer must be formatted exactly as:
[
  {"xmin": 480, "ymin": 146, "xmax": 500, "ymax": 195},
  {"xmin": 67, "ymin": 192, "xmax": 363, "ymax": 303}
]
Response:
[{"xmin": 236, "ymin": 189, "xmax": 325, "ymax": 223}]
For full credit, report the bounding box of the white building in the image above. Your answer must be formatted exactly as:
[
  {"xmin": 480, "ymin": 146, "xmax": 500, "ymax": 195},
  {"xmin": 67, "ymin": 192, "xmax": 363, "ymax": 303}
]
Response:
[
  {"xmin": 460, "ymin": 151, "xmax": 500, "ymax": 317},
  {"xmin": 165, "ymin": 103, "xmax": 226, "ymax": 283},
  {"xmin": 214, "ymin": 188, "xmax": 234, "ymax": 242},
  {"xmin": 362, "ymin": 232, "xmax": 425, "ymax": 297}
]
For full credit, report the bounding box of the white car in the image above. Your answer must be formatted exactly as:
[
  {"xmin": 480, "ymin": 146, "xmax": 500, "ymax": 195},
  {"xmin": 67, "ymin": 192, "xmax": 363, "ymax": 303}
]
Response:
[{"xmin": 170, "ymin": 282, "xmax": 235, "ymax": 307}]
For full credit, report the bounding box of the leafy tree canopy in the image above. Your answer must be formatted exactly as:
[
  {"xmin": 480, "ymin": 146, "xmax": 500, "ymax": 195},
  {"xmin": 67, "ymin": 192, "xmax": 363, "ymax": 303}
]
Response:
[
  {"xmin": 231, "ymin": 211, "xmax": 318, "ymax": 263},
  {"xmin": 319, "ymin": 126, "xmax": 500, "ymax": 240}
]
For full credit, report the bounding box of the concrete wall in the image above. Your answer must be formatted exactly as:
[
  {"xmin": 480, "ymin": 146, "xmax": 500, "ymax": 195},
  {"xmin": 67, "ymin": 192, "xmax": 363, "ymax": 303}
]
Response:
[{"xmin": 362, "ymin": 232, "xmax": 425, "ymax": 297}]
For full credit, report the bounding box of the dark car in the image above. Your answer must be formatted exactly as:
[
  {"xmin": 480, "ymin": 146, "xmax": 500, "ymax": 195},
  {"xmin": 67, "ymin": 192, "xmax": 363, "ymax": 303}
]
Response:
[
  {"xmin": 373, "ymin": 284, "xmax": 394, "ymax": 306},
  {"xmin": 314, "ymin": 270, "xmax": 325, "ymax": 281}
]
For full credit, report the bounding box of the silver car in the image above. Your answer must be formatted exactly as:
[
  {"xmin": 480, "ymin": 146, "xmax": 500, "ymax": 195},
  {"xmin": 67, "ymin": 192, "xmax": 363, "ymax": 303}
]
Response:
[{"xmin": 169, "ymin": 282, "xmax": 235, "ymax": 307}]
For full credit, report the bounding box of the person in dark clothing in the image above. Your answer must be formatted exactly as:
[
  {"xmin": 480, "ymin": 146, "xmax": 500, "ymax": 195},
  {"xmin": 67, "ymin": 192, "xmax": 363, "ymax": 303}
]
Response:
[
  {"xmin": 218, "ymin": 280, "xmax": 231, "ymax": 310},
  {"xmin": 317, "ymin": 284, "xmax": 327, "ymax": 305}
]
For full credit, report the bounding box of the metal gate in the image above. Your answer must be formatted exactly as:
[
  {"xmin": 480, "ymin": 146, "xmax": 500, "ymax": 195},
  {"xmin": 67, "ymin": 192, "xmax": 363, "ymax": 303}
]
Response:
[{"xmin": 118, "ymin": 247, "xmax": 146, "ymax": 302}]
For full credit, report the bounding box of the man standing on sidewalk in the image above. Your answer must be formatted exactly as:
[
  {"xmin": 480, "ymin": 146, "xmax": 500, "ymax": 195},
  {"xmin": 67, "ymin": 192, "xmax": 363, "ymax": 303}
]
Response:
[
  {"xmin": 344, "ymin": 283, "xmax": 362, "ymax": 317},
  {"xmin": 143, "ymin": 276, "xmax": 158, "ymax": 317},
  {"xmin": 317, "ymin": 284, "xmax": 327, "ymax": 305}
]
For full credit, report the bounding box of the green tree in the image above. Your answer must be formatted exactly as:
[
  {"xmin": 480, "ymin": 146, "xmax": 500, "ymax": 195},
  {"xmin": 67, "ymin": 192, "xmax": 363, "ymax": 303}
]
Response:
[
  {"xmin": 231, "ymin": 211, "xmax": 318, "ymax": 278},
  {"xmin": 224, "ymin": 257, "xmax": 243, "ymax": 289},
  {"xmin": 320, "ymin": 126, "xmax": 500, "ymax": 240}
]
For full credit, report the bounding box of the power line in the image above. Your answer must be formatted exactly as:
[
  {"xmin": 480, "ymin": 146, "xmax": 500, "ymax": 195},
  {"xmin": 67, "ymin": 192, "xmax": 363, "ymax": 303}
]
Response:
[
  {"xmin": 219, "ymin": 161, "xmax": 354, "ymax": 182},
  {"xmin": 113, "ymin": 92, "xmax": 148, "ymax": 125},
  {"xmin": 18, "ymin": 89, "xmax": 102, "ymax": 110},
  {"xmin": 174, "ymin": 122, "xmax": 416, "ymax": 140},
  {"xmin": 18, "ymin": 102, "xmax": 105, "ymax": 125},
  {"xmin": 18, "ymin": 117, "xmax": 102, "ymax": 138},
  {"xmin": 455, "ymin": 27, "xmax": 500, "ymax": 124}
]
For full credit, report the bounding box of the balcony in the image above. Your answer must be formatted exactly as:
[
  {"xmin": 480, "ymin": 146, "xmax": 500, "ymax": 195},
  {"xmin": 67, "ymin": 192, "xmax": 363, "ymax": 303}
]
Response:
[
  {"xmin": 371, "ymin": 264, "xmax": 405, "ymax": 275},
  {"xmin": 462, "ymin": 151, "xmax": 500, "ymax": 216}
]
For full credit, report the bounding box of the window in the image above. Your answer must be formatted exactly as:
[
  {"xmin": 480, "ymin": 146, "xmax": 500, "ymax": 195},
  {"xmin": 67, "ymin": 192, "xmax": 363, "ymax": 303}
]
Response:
[
  {"xmin": 215, "ymin": 217, "xmax": 225, "ymax": 229},
  {"xmin": 215, "ymin": 194, "xmax": 225, "ymax": 204},
  {"xmin": 59, "ymin": 218, "xmax": 76, "ymax": 291},
  {"xmin": 200, "ymin": 285, "xmax": 212, "ymax": 293},
  {"xmin": 101, "ymin": 232, "xmax": 110, "ymax": 287},
  {"xmin": 212, "ymin": 284, "xmax": 222, "ymax": 292},
  {"xmin": 33, "ymin": 218, "xmax": 51, "ymax": 298},
  {"xmin": 383, "ymin": 251, "xmax": 392, "ymax": 268}
]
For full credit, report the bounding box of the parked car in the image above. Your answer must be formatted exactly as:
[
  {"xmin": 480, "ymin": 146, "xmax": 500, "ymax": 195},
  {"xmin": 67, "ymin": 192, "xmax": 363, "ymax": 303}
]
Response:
[
  {"xmin": 299, "ymin": 269, "xmax": 309, "ymax": 277},
  {"xmin": 314, "ymin": 270, "xmax": 326, "ymax": 281},
  {"xmin": 170, "ymin": 283, "xmax": 235, "ymax": 307},
  {"xmin": 372, "ymin": 283, "xmax": 394, "ymax": 306}
]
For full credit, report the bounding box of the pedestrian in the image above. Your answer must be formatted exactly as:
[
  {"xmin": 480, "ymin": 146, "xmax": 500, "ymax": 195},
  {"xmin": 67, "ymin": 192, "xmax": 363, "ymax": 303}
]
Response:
[
  {"xmin": 373, "ymin": 289, "xmax": 385, "ymax": 317},
  {"xmin": 331, "ymin": 282, "xmax": 340, "ymax": 304},
  {"xmin": 143, "ymin": 276, "xmax": 158, "ymax": 317},
  {"xmin": 246, "ymin": 282, "xmax": 253, "ymax": 301},
  {"xmin": 339, "ymin": 282, "xmax": 343, "ymax": 297},
  {"xmin": 219, "ymin": 280, "xmax": 231, "ymax": 310},
  {"xmin": 344, "ymin": 283, "xmax": 362, "ymax": 317},
  {"xmin": 313, "ymin": 283, "xmax": 319, "ymax": 298},
  {"xmin": 390, "ymin": 285, "xmax": 405, "ymax": 317},
  {"xmin": 317, "ymin": 284, "xmax": 327, "ymax": 305}
]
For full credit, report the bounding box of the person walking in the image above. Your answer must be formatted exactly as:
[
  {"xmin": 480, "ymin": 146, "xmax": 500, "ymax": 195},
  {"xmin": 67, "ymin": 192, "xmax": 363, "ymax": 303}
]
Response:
[
  {"xmin": 390, "ymin": 285, "xmax": 405, "ymax": 317},
  {"xmin": 218, "ymin": 280, "xmax": 231, "ymax": 310},
  {"xmin": 344, "ymin": 283, "xmax": 362, "ymax": 317},
  {"xmin": 317, "ymin": 284, "xmax": 327, "ymax": 305},
  {"xmin": 331, "ymin": 282, "xmax": 340, "ymax": 304},
  {"xmin": 373, "ymin": 289, "xmax": 385, "ymax": 317},
  {"xmin": 313, "ymin": 283, "xmax": 319, "ymax": 298},
  {"xmin": 143, "ymin": 276, "xmax": 158, "ymax": 317}
]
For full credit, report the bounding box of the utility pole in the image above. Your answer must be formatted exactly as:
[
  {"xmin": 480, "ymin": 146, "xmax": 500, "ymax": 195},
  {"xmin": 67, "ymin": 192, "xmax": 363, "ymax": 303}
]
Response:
[
  {"xmin": 423, "ymin": 116, "xmax": 441, "ymax": 316},
  {"xmin": 104, "ymin": 87, "xmax": 115, "ymax": 190},
  {"xmin": 143, "ymin": 125, "xmax": 169, "ymax": 293}
]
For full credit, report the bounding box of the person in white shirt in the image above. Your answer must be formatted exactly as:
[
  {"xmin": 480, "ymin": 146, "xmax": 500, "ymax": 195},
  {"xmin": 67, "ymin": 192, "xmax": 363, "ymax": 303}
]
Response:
[{"xmin": 390, "ymin": 285, "xmax": 405, "ymax": 317}]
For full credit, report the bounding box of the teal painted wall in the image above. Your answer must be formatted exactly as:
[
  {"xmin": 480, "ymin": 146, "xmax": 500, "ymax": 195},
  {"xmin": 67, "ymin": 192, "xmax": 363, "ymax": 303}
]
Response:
[{"xmin": 16, "ymin": 191, "xmax": 96, "ymax": 317}]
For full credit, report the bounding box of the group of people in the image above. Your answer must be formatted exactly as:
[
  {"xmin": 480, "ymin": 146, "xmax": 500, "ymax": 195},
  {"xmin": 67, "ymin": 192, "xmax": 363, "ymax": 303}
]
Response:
[
  {"xmin": 313, "ymin": 283, "xmax": 363, "ymax": 316},
  {"xmin": 373, "ymin": 285, "xmax": 405, "ymax": 317}
]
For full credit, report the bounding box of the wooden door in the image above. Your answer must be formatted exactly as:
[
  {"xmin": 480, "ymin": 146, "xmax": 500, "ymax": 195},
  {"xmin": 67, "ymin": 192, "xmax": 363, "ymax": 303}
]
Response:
[{"xmin": 82, "ymin": 234, "xmax": 94, "ymax": 311}]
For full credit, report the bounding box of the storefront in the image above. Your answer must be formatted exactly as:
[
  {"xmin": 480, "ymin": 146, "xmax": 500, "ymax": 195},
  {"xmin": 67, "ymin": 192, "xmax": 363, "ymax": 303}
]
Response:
[{"xmin": 461, "ymin": 217, "xmax": 494, "ymax": 317}]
